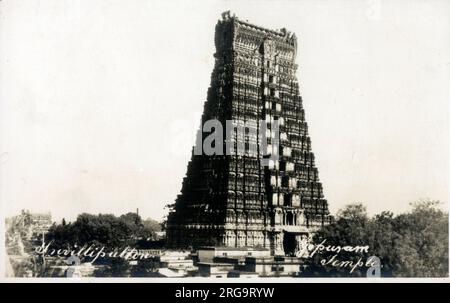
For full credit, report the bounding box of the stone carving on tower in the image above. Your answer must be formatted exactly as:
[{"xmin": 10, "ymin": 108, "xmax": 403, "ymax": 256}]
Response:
[{"xmin": 166, "ymin": 12, "xmax": 331, "ymax": 256}]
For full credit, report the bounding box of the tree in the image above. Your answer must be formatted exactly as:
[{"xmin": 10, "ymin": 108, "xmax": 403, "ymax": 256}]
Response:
[
  {"xmin": 46, "ymin": 212, "xmax": 151, "ymax": 249},
  {"xmin": 301, "ymin": 200, "xmax": 449, "ymax": 277},
  {"xmin": 143, "ymin": 218, "xmax": 162, "ymax": 233},
  {"xmin": 391, "ymin": 200, "xmax": 448, "ymax": 277},
  {"xmin": 302, "ymin": 203, "xmax": 371, "ymax": 277},
  {"xmin": 44, "ymin": 212, "xmax": 165, "ymax": 276}
]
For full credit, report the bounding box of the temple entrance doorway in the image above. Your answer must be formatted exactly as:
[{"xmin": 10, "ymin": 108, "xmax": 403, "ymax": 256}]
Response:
[{"xmin": 283, "ymin": 232, "xmax": 297, "ymax": 256}]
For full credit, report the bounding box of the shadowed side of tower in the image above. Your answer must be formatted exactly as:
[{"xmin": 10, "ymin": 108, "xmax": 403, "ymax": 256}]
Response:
[{"xmin": 166, "ymin": 12, "xmax": 330, "ymax": 255}]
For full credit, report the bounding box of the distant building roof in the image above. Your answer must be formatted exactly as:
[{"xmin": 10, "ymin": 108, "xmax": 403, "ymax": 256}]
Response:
[{"xmin": 158, "ymin": 268, "xmax": 185, "ymax": 277}]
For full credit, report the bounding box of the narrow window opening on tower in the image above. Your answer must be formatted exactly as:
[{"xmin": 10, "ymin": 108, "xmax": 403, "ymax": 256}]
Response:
[
  {"xmin": 284, "ymin": 194, "xmax": 292, "ymax": 207},
  {"xmin": 282, "ymin": 176, "xmax": 290, "ymax": 188},
  {"xmin": 279, "ymin": 160, "xmax": 286, "ymax": 171},
  {"xmin": 286, "ymin": 212, "xmax": 294, "ymax": 225}
]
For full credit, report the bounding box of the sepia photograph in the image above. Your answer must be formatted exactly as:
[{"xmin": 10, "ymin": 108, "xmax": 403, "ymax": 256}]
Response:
[{"xmin": 0, "ymin": 0, "xmax": 449, "ymax": 285}]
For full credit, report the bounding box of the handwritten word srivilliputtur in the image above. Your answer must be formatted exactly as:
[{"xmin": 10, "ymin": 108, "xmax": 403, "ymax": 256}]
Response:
[{"xmin": 35, "ymin": 241, "xmax": 156, "ymax": 263}]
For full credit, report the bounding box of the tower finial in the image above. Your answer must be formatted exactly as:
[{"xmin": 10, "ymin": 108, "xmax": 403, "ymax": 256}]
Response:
[
  {"xmin": 221, "ymin": 11, "xmax": 231, "ymax": 20},
  {"xmin": 221, "ymin": 11, "xmax": 237, "ymax": 21}
]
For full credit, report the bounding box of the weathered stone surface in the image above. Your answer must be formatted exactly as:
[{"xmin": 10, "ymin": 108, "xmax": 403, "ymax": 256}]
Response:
[{"xmin": 166, "ymin": 12, "xmax": 331, "ymax": 255}]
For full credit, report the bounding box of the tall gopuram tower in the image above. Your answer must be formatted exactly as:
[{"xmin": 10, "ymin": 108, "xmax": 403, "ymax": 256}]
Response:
[{"xmin": 166, "ymin": 12, "xmax": 331, "ymax": 255}]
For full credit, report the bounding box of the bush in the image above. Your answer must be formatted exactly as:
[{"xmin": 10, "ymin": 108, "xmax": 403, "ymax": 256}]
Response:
[{"xmin": 301, "ymin": 200, "xmax": 448, "ymax": 277}]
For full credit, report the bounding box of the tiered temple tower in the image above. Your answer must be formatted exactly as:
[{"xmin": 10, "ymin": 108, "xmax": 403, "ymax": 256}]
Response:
[{"xmin": 166, "ymin": 12, "xmax": 331, "ymax": 255}]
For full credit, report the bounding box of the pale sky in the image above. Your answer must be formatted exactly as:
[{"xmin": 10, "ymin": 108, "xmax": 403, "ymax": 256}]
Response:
[{"xmin": 1, "ymin": 0, "xmax": 449, "ymax": 223}]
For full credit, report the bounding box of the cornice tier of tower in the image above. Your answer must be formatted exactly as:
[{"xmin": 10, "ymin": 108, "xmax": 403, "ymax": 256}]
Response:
[{"xmin": 219, "ymin": 10, "xmax": 297, "ymax": 49}]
